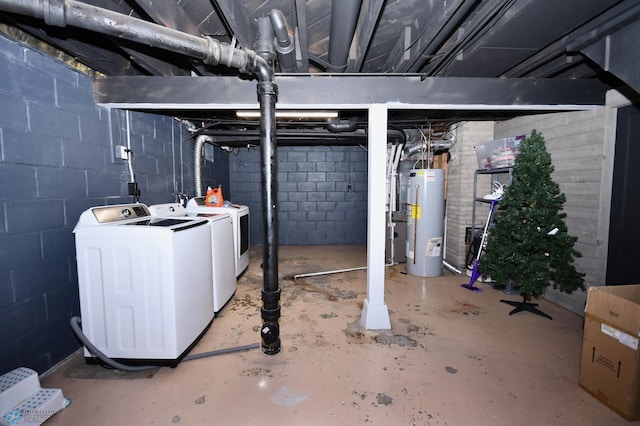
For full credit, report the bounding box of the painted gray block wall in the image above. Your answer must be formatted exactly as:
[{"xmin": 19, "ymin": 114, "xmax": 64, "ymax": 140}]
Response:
[
  {"xmin": 199, "ymin": 143, "xmax": 230, "ymax": 199},
  {"xmin": 445, "ymin": 122, "xmax": 495, "ymax": 271},
  {"xmin": 0, "ymin": 34, "xmax": 225, "ymax": 374},
  {"xmin": 229, "ymin": 146, "xmax": 368, "ymax": 245}
]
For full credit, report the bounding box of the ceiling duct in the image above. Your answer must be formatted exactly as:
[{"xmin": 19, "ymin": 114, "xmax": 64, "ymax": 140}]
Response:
[
  {"xmin": 326, "ymin": 117, "xmax": 360, "ymax": 133},
  {"xmin": 328, "ymin": 0, "xmax": 362, "ymax": 72},
  {"xmin": 269, "ymin": 9, "xmax": 297, "ymax": 73}
]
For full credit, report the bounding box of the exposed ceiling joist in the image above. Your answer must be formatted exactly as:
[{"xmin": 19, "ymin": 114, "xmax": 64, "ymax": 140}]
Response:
[
  {"xmin": 580, "ymin": 19, "xmax": 640, "ymax": 95},
  {"xmin": 508, "ymin": 1, "xmax": 640, "ymax": 78},
  {"xmin": 294, "ymin": 0, "xmax": 309, "ymax": 72},
  {"xmin": 1, "ymin": 0, "xmax": 637, "ymax": 131},
  {"xmin": 394, "ymin": 0, "xmax": 477, "ymax": 74},
  {"xmin": 132, "ymin": 0, "xmax": 199, "ymax": 35},
  {"xmin": 212, "ymin": 0, "xmax": 255, "ymax": 50},
  {"xmin": 346, "ymin": 0, "xmax": 385, "ymax": 73}
]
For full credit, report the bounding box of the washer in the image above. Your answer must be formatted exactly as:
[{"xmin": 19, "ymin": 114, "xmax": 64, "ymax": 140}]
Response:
[
  {"xmin": 186, "ymin": 197, "xmax": 250, "ymax": 277},
  {"xmin": 73, "ymin": 203, "xmax": 214, "ymax": 367},
  {"xmin": 149, "ymin": 203, "xmax": 236, "ymax": 313}
]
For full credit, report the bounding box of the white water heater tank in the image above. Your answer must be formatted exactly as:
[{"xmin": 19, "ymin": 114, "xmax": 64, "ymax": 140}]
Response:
[{"xmin": 406, "ymin": 168, "xmax": 445, "ymax": 277}]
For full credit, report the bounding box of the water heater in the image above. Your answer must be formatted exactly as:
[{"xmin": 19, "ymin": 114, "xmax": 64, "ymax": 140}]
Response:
[{"xmin": 406, "ymin": 169, "xmax": 445, "ymax": 277}]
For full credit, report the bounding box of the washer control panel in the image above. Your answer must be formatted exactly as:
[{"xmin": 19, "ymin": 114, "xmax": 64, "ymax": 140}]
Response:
[{"xmin": 92, "ymin": 204, "xmax": 150, "ymax": 223}]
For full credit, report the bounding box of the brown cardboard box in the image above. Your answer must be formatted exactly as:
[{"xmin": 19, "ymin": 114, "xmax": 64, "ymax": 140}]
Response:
[{"xmin": 579, "ymin": 285, "xmax": 640, "ymax": 421}]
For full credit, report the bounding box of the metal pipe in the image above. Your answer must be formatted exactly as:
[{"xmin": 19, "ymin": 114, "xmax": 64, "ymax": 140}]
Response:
[
  {"xmin": 293, "ymin": 263, "xmax": 395, "ymax": 279},
  {"xmin": 328, "ymin": 0, "xmax": 362, "ymax": 72},
  {"xmin": 258, "ymin": 79, "xmax": 281, "ymax": 355},
  {"xmin": 405, "ymin": 139, "xmax": 454, "ymax": 157},
  {"xmin": 326, "ymin": 117, "xmax": 359, "ymax": 133},
  {"xmin": 295, "ymin": 266, "xmax": 367, "ymax": 279},
  {"xmin": 254, "ymin": 16, "xmax": 275, "ymax": 67},
  {"xmin": 251, "ymin": 16, "xmax": 282, "ymax": 356},
  {"xmin": 0, "ymin": 0, "xmax": 264, "ymax": 73},
  {"xmin": 0, "ymin": 0, "xmax": 282, "ymax": 356},
  {"xmin": 269, "ymin": 9, "xmax": 297, "ymax": 73},
  {"xmin": 443, "ymin": 260, "xmax": 462, "ymax": 275}
]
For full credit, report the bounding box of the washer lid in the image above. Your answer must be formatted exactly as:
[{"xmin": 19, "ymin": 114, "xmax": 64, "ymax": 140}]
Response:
[
  {"xmin": 125, "ymin": 217, "xmax": 208, "ymax": 231},
  {"xmin": 148, "ymin": 203, "xmax": 187, "ymax": 217}
]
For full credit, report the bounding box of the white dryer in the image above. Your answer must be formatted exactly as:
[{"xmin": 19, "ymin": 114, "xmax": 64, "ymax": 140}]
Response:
[
  {"xmin": 73, "ymin": 203, "xmax": 214, "ymax": 367},
  {"xmin": 186, "ymin": 197, "xmax": 249, "ymax": 277},
  {"xmin": 149, "ymin": 203, "xmax": 236, "ymax": 313}
]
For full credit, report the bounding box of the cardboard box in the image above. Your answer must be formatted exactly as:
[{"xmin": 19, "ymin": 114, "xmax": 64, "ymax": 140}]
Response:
[
  {"xmin": 474, "ymin": 135, "xmax": 527, "ymax": 170},
  {"xmin": 579, "ymin": 285, "xmax": 640, "ymax": 421}
]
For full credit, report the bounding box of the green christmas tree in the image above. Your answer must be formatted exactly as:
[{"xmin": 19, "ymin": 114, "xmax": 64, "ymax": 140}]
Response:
[{"xmin": 480, "ymin": 130, "xmax": 585, "ymax": 318}]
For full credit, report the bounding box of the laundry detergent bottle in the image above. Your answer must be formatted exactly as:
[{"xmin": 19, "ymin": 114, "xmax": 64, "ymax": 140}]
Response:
[{"xmin": 206, "ymin": 185, "xmax": 223, "ymax": 207}]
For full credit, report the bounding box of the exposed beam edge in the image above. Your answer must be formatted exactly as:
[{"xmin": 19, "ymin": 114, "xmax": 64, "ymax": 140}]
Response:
[
  {"xmin": 96, "ymin": 102, "xmax": 602, "ymax": 111},
  {"xmin": 93, "ymin": 76, "xmax": 607, "ymax": 109}
]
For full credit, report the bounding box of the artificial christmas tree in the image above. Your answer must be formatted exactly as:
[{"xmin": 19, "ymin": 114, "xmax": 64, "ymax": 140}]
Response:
[{"xmin": 480, "ymin": 130, "xmax": 585, "ymax": 319}]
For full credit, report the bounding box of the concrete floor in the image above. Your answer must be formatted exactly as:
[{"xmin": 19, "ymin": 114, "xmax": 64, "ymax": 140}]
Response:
[{"xmin": 42, "ymin": 245, "xmax": 634, "ymax": 425}]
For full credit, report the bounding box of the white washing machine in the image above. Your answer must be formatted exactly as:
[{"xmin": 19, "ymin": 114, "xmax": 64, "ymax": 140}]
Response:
[
  {"xmin": 73, "ymin": 203, "xmax": 214, "ymax": 367},
  {"xmin": 186, "ymin": 197, "xmax": 250, "ymax": 277},
  {"xmin": 149, "ymin": 203, "xmax": 237, "ymax": 313}
]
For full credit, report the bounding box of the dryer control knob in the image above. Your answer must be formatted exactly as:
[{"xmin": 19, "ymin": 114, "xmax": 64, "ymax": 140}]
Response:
[{"xmin": 121, "ymin": 208, "xmax": 131, "ymax": 217}]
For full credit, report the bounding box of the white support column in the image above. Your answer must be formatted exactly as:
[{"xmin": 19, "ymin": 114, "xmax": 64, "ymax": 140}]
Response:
[{"xmin": 361, "ymin": 104, "xmax": 391, "ymax": 330}]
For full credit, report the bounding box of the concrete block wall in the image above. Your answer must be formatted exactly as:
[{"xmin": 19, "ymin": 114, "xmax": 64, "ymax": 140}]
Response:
[
  {"xmin": 229, "ymin": 145, "xmax": 368, "ymax": 245},
  {"xmin": 0, "ymin": 34, "xmax": 222, "ymax": 374},
  {"xmin": 200, "ymin": 142, "xmax": 231, "ymax": 199},
  {"xmin": 445, "ymin": 121, "xmax": 495, "ymax": 271}
]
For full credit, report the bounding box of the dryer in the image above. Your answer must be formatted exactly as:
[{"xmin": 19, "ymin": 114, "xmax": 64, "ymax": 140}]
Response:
[
  {"xmin": 149, "ymin": 203, "xmax": 236, "ymax": 313},
  {"xmin": 73, "ymin": 203, "xmax": 214, "ymax": 367},
  {"xmin": 186, "ymin": 197, "xmax": 249, "ymax": 277}
]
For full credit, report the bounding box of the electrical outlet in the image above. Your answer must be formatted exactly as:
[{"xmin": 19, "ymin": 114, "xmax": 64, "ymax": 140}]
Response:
[{"xmin": 116, "ymin": 145, "xmax": 128, "ymax": 160}]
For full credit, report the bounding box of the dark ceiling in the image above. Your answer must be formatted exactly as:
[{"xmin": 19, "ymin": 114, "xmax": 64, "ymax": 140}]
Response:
[{"xmin": 1, "ymin": 0, "xmax": 639, "ymax": 143}]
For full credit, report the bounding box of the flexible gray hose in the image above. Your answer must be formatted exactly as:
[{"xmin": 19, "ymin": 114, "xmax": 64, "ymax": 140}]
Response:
[
  {"xmin": 70, "ymin": 316, "xmax": 259, "ymax": 371},
  {"xmin": 182, "ymin": 343, "xmax": 260, "ymax": 361},
  {"xmin": 70, "ymin": 316, "xmax": 158, "ymax": 372}
]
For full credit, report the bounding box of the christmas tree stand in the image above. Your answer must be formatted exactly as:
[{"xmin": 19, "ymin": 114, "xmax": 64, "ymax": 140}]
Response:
[{"xmin": 500, "ymin": 295, "xmax": 552, "ymax": 320}]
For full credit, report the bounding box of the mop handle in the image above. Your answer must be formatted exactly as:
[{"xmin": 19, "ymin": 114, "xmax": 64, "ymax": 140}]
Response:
[{"xmin": 476, "ymin": 199, "xmax": 498, "ymax": 262}]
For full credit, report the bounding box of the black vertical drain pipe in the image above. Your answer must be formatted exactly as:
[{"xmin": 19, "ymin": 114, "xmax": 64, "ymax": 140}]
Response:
[
  {"xmin": 0, "ymin": 0, "xmax": 281, "ymax": 355},
  {"xmin": 257, "ymin": 78, "xmax": 280, "ymax": 355},
  {"xmin": 254, "ymin": 19, "xmax": 281, "ymax": 355}
]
